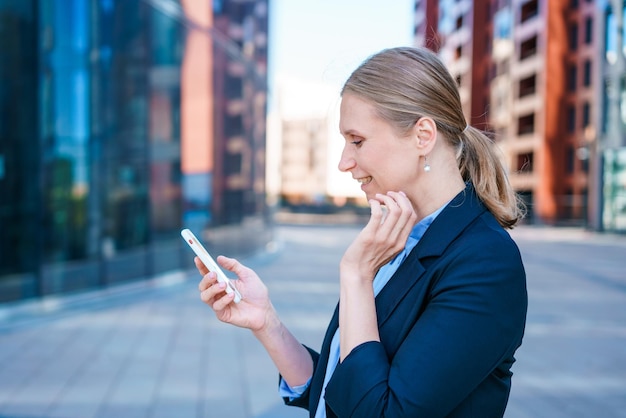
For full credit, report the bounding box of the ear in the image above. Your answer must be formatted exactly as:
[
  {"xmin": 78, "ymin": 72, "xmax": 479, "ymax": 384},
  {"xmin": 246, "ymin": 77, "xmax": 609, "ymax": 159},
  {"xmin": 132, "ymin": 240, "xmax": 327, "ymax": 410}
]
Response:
[{"xmin": 412, "ymin": 117, "xmax": 437, "ymax": 155}]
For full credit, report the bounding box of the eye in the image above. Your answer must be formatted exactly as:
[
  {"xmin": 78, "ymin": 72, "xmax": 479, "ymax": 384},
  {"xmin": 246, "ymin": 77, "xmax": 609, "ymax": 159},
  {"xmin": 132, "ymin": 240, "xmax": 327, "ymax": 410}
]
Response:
[{"xmin": 350, "ymin": 136, "xmax": 364, "ymax": 147}]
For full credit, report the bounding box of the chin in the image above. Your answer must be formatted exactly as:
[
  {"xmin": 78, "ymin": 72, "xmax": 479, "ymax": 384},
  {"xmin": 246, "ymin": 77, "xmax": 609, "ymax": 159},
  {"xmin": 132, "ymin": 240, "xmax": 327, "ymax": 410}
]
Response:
[
  {"xmin": 359, "ymin": 180, "xmax": 382, "ymax": 200},
  {"xmin": 361, "ymin": 189, "xmax": 378, "ymax": 202}
]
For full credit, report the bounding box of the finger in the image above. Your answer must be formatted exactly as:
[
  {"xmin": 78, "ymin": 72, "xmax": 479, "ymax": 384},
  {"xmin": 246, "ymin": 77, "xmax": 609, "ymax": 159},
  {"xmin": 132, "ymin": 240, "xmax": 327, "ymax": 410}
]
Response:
[
  {"xmin": 375, "ymin": 193, "xmax": 402, "ymax": 227},
  {"xmin": 200, "ymin": 280, "xmax": 226, "ymax": 304},
  {"xmin": 198, "ymin": 271, "xmax": 218, "ymax": 292},
  {"xmin": 381, "ymin": 192, "xmax": 415, "ymax": 222},
  {"xmin": 387, "ymin": 191, "xmax": 415, "ymax": 220},
  {"xmin": 375, "ymin": 192, "xmax": 414, "ymax": 247},
  {"xmin": 217, "ymin": 256, "xmax": 250, "ymax": 277},
  {"xmin": 212, "ymin": 290, "xmax": 236, "ymax": 311},
  {"xmin": 367, "ymin": 199, "xmax": 387, "ymax": 226},
  {"xmin": 386, "ymin": 191, "xmax": 417, "ymax": 240},
  {"xmin": 194, "ymin": 256, "xmax": 209, "ymax": 275}
]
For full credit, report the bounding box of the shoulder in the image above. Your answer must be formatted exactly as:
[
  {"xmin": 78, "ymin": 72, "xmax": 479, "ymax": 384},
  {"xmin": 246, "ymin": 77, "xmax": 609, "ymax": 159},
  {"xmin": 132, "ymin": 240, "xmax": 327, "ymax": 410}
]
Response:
[
  {"xmin": 421, "ymin": 208, "xmax": 526, "ymax": 294},
  {"xmin": 464, "ymin": 211, "xmax": 523, "ymax": 263}
]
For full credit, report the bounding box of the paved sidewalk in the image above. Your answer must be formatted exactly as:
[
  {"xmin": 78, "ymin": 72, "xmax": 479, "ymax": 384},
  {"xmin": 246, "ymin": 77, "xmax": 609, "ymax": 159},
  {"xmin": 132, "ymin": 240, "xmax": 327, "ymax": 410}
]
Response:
[
  {"xmin": 0, "ymin": 224, "xmax": 625, "ymax": 417},
  {"xmin": 505, "ymin": 226, "xmax": 626, "ymax": 418}
]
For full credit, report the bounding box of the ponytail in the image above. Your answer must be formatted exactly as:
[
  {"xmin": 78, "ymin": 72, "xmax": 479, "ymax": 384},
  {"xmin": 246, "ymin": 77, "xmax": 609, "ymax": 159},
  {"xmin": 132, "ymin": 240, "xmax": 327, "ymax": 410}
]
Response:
[{"xmin": 459, "ymin": 126, "xmax": 525, "ymax": 228}]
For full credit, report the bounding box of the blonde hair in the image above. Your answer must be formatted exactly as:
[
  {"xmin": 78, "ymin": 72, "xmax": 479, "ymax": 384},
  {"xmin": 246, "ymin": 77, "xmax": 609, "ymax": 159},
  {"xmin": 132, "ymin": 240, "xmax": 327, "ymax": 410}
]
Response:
[{"xmin": 341, "ymin": 46, "xmax": 524, "ymax": 228}]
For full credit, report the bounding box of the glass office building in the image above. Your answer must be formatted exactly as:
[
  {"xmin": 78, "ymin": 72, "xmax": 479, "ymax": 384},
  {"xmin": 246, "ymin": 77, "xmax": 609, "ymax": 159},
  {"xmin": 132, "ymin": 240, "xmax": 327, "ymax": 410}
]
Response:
[{"xmin": 0, "ymin": 0, "xmax": 271, "ymax": 303}]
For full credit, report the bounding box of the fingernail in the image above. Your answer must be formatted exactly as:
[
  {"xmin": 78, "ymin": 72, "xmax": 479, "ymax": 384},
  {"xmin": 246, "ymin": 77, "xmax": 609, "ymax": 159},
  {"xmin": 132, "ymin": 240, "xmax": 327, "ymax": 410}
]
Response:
[{"xmin": 399, "ymin": 191, "xmax": 406, "ymax": 196}]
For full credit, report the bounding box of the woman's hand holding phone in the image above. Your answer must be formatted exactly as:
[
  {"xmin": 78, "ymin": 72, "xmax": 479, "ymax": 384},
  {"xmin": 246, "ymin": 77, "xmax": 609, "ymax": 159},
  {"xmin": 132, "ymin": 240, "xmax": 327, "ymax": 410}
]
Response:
[
  {"xmin": 193, "ymin": 250, "xmax": 276, "ymax": 333},
  {"xmin": 195, "ymin": 253, "xmax": 314, "ymax": 389}
]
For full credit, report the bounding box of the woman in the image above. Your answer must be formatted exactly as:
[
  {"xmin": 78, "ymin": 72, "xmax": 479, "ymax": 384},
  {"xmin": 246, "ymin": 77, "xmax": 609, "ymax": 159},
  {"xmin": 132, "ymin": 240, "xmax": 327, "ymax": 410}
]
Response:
[{"xmin": 195, "ymin": 46, "xmax": 527, "ymax": 417}]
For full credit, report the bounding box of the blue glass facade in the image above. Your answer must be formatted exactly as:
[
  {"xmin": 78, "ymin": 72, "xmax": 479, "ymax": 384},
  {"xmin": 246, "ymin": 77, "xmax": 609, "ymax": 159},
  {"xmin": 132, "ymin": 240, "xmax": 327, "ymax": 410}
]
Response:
[{"xmin": 0, "ymin": 0, "xmax": 271, "ymax": 303}]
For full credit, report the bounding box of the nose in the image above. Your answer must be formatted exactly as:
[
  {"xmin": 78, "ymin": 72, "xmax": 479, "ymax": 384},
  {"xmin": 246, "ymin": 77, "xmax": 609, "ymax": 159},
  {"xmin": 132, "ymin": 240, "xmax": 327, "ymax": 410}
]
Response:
[{"xmin": 338, "ymin": 145, "xmax": 356, "ymax": 172}]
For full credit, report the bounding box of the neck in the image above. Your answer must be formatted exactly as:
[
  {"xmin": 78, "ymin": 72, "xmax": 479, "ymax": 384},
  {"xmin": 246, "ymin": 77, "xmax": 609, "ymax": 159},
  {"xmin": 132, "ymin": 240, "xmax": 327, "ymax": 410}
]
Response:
[{"xmin": 411, "ymin": 175, "xmax": 466, "ymax": 222}]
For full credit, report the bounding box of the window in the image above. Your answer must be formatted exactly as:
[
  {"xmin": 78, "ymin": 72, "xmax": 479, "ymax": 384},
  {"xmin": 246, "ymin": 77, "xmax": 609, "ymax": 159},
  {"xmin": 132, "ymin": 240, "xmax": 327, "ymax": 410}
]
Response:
[
  {"xmin": 568, "ymin": 64, "xmax": 578, "ymax": 92},
  {"xmin": 520, "ymin": 36, "xmax": 537, "ymax": 60},
  {"xmin": 225, "ymin": 152, "xmax": 243, "ymax": 175},
  {"xmin": 569, "ymin": 23, "xmax": 579, "ymax": 51},
  {"xmin": 519, "ymin": 74, "xmax": 536, "ymax": 97},
  {"xmin": 583, "ymin": 59, "xmax": 592, "ymax": 86},
  {"xmin": 602, "ymin": 79, "xmax": 610, "ymax": 133},
  {"xmin": 567, "ymin": 105, "xmax": 576, "ymax": 132},
  {"xmin": 456, "ymin": 15, "xmax": 463, "ymax": 29},
  {"xmin": 605, "ymin": 8, "xmax": 616, "ymax": 64},
  {"xmin": 604, "ymin": 7, "xmax": 626, "ymax": 64},
  {"xmin": 225, "ymin": 113, "xmax": 243, "ymax": 137},
  {"xmin": 518, "ymin": 113, "xmax": 535, "ymax": 135},
  {"xmin": 0, "ymin": 1, "xmax": 40, "ymax": 301},
  {"xmin": 582, "ymin": 101, "xmax": 590, "ymax": 127},
  {"xmin": 516, "ymin": 152, "xmax": 534, "ymax": 173},
  {"xmin": 566, "ymin": 147, "xmax": 575, "ymax": 174},
  {"xmin": 225, "ymin": 75, "xmax": 243, "ymax": 98},
  {"xmin": 621, "ymin": 75, "xmax": 626, "ymax": 126},
  {"xmin": 521, "ymin": 0, "xmax": 538, "ymax": 23},
  {"xmin": 584, "ymin": 17, "xmax": 593, "ymax": 44}
]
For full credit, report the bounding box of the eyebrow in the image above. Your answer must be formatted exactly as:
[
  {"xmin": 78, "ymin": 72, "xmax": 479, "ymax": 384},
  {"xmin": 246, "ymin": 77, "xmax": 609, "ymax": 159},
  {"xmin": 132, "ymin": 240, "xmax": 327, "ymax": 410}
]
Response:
[{"xmin": 340, "ymin": 128, "xmax": 364, "ymax": 137}]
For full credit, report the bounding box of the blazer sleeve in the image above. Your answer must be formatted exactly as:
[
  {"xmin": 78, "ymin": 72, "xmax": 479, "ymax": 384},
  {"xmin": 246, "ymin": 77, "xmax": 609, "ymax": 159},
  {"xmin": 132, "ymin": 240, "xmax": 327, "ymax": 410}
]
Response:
[
  {"xmin": 324, "ymin": 225, "xmax": 527, "ymax": 417},
  {"xmin": 281, "ymin": 345, "xmax": 320, "ymax": 410}
]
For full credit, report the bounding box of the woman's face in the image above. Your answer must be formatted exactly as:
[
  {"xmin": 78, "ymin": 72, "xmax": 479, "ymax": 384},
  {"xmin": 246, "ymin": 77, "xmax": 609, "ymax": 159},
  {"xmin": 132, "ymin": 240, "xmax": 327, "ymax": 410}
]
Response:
[{"xmin": 338, "ymin": 93, "xmax": 422, "ymax": 201}]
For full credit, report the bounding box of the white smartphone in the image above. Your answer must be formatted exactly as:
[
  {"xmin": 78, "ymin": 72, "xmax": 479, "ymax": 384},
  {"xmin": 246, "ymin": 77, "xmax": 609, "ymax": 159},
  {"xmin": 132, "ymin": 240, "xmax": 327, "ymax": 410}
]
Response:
[{"xmin": 181, "ymin": 228, "xmax": 242, "ymax": 303}]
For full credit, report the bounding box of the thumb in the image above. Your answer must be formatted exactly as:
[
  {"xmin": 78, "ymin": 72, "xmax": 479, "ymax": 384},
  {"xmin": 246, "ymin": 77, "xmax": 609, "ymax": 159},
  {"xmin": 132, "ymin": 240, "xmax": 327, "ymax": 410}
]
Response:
[{"xmin": 217, "ymin": 255, "xmax": 248, "ymax": 277}]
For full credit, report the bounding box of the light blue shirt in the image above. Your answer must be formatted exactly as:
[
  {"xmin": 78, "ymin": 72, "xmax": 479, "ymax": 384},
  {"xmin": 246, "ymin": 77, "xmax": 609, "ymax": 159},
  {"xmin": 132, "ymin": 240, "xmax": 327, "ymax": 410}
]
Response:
[{"xmin": 279, "ymin": 205, "xmax": 446, "ymax": 417}]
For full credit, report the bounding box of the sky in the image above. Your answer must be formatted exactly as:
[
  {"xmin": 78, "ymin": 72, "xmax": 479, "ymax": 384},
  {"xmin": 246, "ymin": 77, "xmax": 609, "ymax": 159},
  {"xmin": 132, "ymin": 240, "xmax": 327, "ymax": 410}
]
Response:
[{"xmin": 267, "ymin": 0, "xmax": 415, "ymax": 116}]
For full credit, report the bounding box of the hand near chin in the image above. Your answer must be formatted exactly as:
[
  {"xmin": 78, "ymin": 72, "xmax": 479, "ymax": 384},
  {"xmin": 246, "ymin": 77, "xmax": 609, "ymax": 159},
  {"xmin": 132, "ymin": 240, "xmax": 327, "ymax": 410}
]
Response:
[{"xmin": 340, "ymin": 191, "xmax": 417, "ymax": 282}]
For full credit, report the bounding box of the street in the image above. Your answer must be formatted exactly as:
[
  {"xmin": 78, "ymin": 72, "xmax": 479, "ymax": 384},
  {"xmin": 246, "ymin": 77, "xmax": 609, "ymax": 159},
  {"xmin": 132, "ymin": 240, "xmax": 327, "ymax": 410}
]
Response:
[
  {"xmin": 0, "ymin": 223, "xmax": 625, "ymax": 418},
  {"xmin": 505, "ymin": 227, "xmax": 626, "ymax": 418}
]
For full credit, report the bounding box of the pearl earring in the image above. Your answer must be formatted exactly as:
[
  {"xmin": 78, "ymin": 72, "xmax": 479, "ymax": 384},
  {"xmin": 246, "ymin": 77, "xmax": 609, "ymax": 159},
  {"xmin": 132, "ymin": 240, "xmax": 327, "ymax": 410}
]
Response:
[{"xmin": 424, "ymin": 156, "xmax": 431, "ymax": 172}]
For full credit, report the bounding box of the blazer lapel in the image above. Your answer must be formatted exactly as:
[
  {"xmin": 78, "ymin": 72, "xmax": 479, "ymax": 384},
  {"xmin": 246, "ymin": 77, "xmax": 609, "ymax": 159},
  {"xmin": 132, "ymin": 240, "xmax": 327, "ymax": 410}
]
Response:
[{"xmin": 375, "ymin": 183, "xmax": 487, "ymax": 327}]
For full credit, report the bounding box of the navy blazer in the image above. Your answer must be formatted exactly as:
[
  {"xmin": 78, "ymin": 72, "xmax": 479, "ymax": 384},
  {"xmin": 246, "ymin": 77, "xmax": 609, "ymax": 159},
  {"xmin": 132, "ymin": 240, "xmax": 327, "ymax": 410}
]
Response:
[{"xmin": 284, "ymin": 184, "xmax": 528, "ymax": 418}]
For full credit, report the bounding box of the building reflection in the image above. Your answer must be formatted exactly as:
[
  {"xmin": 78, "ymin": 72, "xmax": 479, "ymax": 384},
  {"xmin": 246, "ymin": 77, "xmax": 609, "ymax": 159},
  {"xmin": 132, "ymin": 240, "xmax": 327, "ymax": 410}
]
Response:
[{"xmin": 0, "ymin": 0, "xmax": 271, "ymax": 303}]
